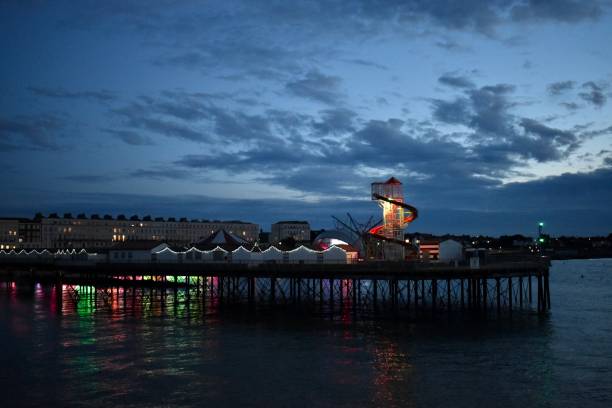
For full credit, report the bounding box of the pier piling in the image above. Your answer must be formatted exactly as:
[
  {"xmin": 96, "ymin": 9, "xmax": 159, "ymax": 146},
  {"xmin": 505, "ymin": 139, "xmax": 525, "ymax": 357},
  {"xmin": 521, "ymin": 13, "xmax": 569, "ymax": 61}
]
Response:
[{"xmin": 1, "ymin": 260, "xmax": 551, "ymax": 318}]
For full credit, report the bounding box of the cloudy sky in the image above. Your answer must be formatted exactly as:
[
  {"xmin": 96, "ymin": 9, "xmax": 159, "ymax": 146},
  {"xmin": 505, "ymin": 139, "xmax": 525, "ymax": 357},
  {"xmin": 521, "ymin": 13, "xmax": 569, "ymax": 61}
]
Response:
[{"xmin": 1, "ymin": 1, "xmax": 612, "ymax": 236}]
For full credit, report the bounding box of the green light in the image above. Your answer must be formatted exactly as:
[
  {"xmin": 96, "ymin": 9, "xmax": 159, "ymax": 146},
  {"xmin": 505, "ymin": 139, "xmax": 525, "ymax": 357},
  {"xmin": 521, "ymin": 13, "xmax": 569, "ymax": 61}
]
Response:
[
  {"xmin": 538, "ymin": 238, "xmax": 545, "ymax": 243},
  {"xmin": 538, "ymin": 222, "xmax": 544, "ymax": 227}
]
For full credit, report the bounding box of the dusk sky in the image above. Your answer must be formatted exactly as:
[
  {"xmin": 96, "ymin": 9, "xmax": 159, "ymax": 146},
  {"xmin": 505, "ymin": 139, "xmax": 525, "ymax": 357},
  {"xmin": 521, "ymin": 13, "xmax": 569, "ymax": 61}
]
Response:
[{"xmin": 1, "ymin": 1, "xmax": 611, "ymax": 236}]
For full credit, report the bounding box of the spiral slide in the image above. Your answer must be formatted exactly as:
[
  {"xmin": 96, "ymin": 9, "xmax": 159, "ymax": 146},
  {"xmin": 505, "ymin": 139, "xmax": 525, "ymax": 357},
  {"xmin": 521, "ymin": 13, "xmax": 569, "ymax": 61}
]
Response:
[{"xmin": 368, "ymin": 193, "xmax": 419, "ymax": 247}]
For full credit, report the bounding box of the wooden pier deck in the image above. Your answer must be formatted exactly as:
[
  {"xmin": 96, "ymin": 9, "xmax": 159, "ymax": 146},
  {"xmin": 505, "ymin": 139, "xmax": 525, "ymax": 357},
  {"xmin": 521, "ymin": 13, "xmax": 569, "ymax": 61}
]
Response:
[{"xmin": 0, "ymin": 259, "xmax": 551, "ymax": 316}]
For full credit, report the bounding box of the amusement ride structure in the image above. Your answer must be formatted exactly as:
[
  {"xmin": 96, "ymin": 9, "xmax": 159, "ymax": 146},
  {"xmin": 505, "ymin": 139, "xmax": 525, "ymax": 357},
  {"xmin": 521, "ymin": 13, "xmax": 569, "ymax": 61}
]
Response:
[
  {"xmin": 368, "ymin": 177, "xmax": 419, "ymax": 260},
  {"xmin": 322, "ymin": 177, "xmax": 419, "ymax": 261}
]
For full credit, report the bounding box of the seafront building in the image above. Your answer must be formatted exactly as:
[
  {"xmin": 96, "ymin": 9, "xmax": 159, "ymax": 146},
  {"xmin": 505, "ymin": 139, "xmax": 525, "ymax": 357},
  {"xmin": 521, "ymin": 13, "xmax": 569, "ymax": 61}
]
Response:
[
  {"xmin": 0, "ymin": 219, "xmax": 21, "ymax": 250},
  {"xmin": 270, "ymin": 221, "xmax": 311, "ymax": 244},
  {"xmin": 0, "ymin": 214, "xmax": 259, "ymax": 250}
]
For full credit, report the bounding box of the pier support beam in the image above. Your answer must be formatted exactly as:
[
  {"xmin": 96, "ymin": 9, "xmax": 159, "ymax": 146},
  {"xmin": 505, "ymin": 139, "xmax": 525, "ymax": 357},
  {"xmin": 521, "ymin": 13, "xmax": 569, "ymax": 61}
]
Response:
[
  {"xmin": 12, "ymin": 262, "xmax": 551, "ymax": 317},
  {"xmin": 270, "ymin": 277, "xmax": 276, "ymax": 304},
  {"xmin": 391, "ymin": 278, "xmax": 398, "ymax": 313},
  {"xmin": 544, "ymin": 271, "xmax": 551, "ymax": 310},
  {"xmin": 351, "ymin": 279, "xmax": 356, "ymax": 312},
  {"xmin": 482, "ymin": 278, "xmax": 487, "ymax": 313},
  {"xmin": 373, "ymin": 279, "xmax": 378, "ymax": 311},
  {"xmin": 508, "ymin": 277, "xmax": 513, "ymax": 312},
  {"xmin": 519, "ymin": 277, "xmax": 523, "ymax": 309},
  {"xmin": 496, "ymin": 277, "xmax": 501, "ymax": 315},
  {"xmin": 446, "ymin": 279, "xmax": 451, "ymax": 312},
  {"xmin": 431, "ymin": 279, "xmax": 437, "ymax": 314},
  {"xmin": 537, "ymin": 273, "xmax": 543, "ymax": 313},
  {"xmin": 528, "ymin": 274, "xmax": 532, "ymax": 304},
  {"xmin": 329, "ymin": 278, "xmax": 334, "ymax": 310}
]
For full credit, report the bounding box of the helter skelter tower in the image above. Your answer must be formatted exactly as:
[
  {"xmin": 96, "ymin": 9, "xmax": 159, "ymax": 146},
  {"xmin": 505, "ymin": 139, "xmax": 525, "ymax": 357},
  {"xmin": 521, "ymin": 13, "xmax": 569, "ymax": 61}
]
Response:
[{"xmin": 369, "ymin": 177, "xmax": 419, "ymax": 261}]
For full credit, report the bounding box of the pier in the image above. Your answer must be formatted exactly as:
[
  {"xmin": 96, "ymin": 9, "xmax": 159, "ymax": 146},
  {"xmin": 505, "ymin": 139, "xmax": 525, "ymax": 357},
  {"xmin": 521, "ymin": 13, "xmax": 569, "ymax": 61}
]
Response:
[{"xmin": 0, "ymin": 259, "xmax": 551, "ymax": 318}]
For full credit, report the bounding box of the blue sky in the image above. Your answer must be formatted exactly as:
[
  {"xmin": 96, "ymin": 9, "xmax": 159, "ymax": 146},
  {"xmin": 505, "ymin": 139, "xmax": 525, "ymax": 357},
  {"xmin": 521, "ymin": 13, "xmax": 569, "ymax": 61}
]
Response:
[{"xmin": 1, "ymin": 1, "xmax": 612, "ymax": 236}]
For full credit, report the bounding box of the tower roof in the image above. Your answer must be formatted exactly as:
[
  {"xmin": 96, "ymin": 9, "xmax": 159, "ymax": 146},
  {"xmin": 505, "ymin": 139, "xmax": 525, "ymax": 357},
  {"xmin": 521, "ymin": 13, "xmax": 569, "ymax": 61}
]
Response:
[{"xmin": 384, "ymin": 177, "xmax": 402, "ymax": 185}]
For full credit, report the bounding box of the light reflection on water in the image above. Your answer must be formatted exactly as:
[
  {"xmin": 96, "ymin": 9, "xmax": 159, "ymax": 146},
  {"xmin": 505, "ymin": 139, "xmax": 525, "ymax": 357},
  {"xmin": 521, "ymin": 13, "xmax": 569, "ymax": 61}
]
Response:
[{"xmin": 1, "ymin": 259, "xmax": 611, "ymax": 407}]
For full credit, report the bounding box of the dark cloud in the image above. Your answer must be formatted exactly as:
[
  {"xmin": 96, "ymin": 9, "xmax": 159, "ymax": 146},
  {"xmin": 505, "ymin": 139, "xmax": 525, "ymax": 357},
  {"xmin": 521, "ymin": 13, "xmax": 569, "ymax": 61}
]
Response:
[
  {"xmin": 431, "ymin": 84, "xmax": 516, "ymax": 139},
  {"xmin": 155, "ymin": 44, "xmax": 303, "ymax": 81},
  {"xmin": 176, "ymin": 113, "xmax": 495, "ymax": 202},
  {"xmin": 129, "ymin": 167, "xmax": 195, "ymax": 181},
  {"xmin": 432, "ymin": 83, "xmax": 581, "ymax": 163},
  {"xmin": 62, "ymin": 174, "xmax": 115, "ymax": 183},
  {"xmin": 158, "ymin": 75, "xmax": 601, "ymax": 207},
  {"xmin": 560, "ymin": 102, "xmax": 580, "ymax": 110},
  {"xmin": 50, "ymin": 0, "xmax": 610, "ymax": 85},
  {"xmin": 547, "ymin": 80, "xmax": 575, "ymax": 95},
  {"xmin": 0, "ymin": 114, "xmax": 64, "ymax": 150},
  {"xmin": 434, "ymin": 39, "xmax": 466, "ymax": 51},
  {"xmin": 511, "ymin": 0, "xmax": 603, "ymax": 23},
  {"xmin": 63, "ymin": 167, "xmax": 195, "ymax": 183},
  {"xmin": 580, "ymin": 125, "xmax": 612, "ymax": 139},
  {"xmin": 285, "ymin": 71, "xmax": 344, "ymax": 105},
  {"xmin": 178, "ymin": 141, "xmax": 313, "ymax": 176},
  {"xmin": 579, "ymin": 81, "xmax": 607, "ymax": 107},
  {"xmin": 137, "ymin": 118, "xmax": 206, "ymax": 142},
  {"xmin": 312, "ymin": 108, "xmax": 357, "ymax": 136},
  {"xmin": 102, "ymin": 129, "xmax": 155, "ymax": 146},
  {"xmin": 342, "ymin": 59, "xmax": 388, "ymax": 70},
  {"xmin": 467, "ymin": 84, "xmax": 516, "ymax": 136},
  {"xmin": 112, "ymin": 97, "xmax": 210, "ymax": 143},
  {"xmin": 62, "ymin": 1, "xmax": 608, "ymax": 36},
  {"xmin": 520, "ymin": 118, "xmax": 576, "ymax": 143},
  {"xmin": 432, "ymin": 97, "xmax": 471, "ymax": 124},
  {"xmin": 497, "ymin": 167, "xmax": 612, "ymax": 211},
  {"xmin": 103, "ymin": 79, "xmax": 604, "ymax": 213},
  {"xmin": 111, "ymin": 91, "xmax": 304, "ymax": 145},
  {"xmin": 518, "ymin": 118, "xmax": 579, "ymax": 161},
  {"xmin": 438, "ymin": 73, "xmax": 476, "ymax": 89},
  {"xmin": 28, "ymin": 86, "xmax": 116, "ymax": 102}
]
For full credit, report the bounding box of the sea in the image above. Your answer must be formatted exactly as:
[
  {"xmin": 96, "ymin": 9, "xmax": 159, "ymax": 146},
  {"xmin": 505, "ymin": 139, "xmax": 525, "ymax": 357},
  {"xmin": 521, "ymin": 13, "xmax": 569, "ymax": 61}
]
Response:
[{"xmin": 1, "ymin": 259, "xmax": 611, "ymax": 407}]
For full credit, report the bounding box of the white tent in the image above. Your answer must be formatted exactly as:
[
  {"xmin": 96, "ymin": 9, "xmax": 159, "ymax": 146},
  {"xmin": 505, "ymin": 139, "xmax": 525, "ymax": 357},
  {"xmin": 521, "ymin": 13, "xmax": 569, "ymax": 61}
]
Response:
[
  {"xmin": 199, "ymin": 249, "xmax": 214, "ymax": 262},
  {"xmin": 184, "ymin": 247, "xmax": 204, "ymax": 263},
  {"xmin": 250, "ymin": 246, "xmax": 263, "ymax": 264},
  {"xmin": 155, "ymin": 247, "xmax": 178, "ymax": 263},
  {"xmin": 262, "ymin": 246, "xmax": 283, "ymax": 263},
  {"xmin": 231, "ymin": 246, "xmax": 252, "ymax": 263},
  {"xmin": 208, "ymin": 246, "xmax": 228, "ymax": 262},
  {"xmin": 439, "ymin": 240, "xmax": 463, "ymax": 263},
  {"xmin": 55, "ymin": 250, "xmax": 71, "ymax": 260},
  {"xmin": 250, "ymin": 252, "xmax": 263, "ymax": 264},
  {"xmin": 287, "ymin": 245, "xmax": 318, "ymax": 263},
  {"xmin": 322, "ymin": 245, "xmax": 347, "ymax": 264},
  {"xmin": 110, "ymin": 242, "xmax": 169, "ymax": 263}
]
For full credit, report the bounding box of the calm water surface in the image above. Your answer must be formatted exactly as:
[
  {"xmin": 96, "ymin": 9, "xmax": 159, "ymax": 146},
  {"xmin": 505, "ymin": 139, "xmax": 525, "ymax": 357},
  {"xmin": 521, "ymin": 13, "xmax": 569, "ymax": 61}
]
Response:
[{"xmin": 1, "ymin": 259, "xmax": 611, "ymax": 407}]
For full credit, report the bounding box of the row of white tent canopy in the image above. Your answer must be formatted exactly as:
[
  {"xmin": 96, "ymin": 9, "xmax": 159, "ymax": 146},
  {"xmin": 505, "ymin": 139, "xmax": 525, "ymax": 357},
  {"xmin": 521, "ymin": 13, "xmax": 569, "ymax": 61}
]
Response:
[
  {"xmin": 0, "ymin": 248, "xmax": 91, "ymax": 257},
  {"xmin": 149, "ymin": 245, "xmax": 352, "ymax": 264},
  {"xmin": 0, "ymin": 245, "xmax": 354, "ymax": 264},
  {"xmin": 0, "ymin": 248, "xmax": 101, "ymax": 262}
]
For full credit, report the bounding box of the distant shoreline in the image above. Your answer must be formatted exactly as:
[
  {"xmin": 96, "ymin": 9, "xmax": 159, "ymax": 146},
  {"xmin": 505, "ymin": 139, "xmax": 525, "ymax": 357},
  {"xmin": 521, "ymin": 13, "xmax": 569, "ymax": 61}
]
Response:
[{"xmin": 550, "ymin": 255, "xmax": 612, "ymax": 261}]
